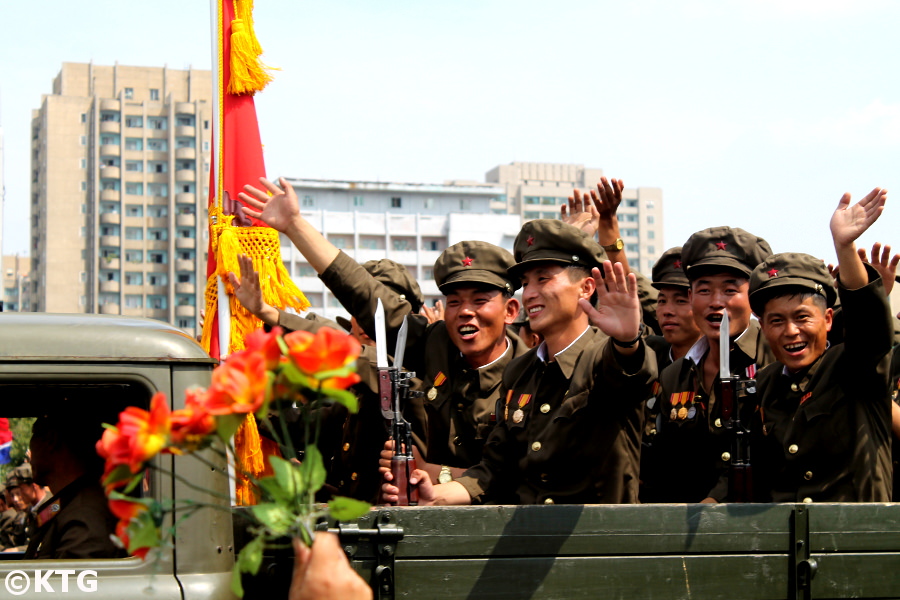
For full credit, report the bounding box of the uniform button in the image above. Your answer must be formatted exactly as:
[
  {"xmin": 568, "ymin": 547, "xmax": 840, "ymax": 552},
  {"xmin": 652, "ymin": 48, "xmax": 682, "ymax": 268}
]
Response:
[
  {"xmin": 457, "ymin": 403, "xmax": 464, "ymax": 411},
  {"xmin": 540, "ymin": 473, "xmax": 549, "ymax": 483},
  {"xmin": 714, "ymin": 418, "xmax": 722, "ymax": 428},
  {"xmin": 721, "ymin": 452, "xmax": 731, "ymax": 462},
  {"xmin": 453, "ymin": 436, "xmax": 461, "ymax": 446},
  {"xmin": 342, "ymin": 443, "xmax": 350, "ymax": 451},
  {"xmin": 531, "ymin": 441, "xmax": 542, "ymax": 452},
  {"xmin": 788, "ymin": 444, "xmax": 799, "ymax": 454},
  {"xmin": 544, "ymin": 498, "xmax": 554, "ymax": 505},
  {"xmin": 351, "ymin": 472, "xmax": 358, "ymax": 481},
  {"xmin": 802, "ymin": 497, "xmax": 813, "ymax": 503},
  {"xmin": 540, "ymin": 404, "xmax": 551, "ymax": 414},
  {"xmin": 791, "ymin": 383, "xmax": 800, "ymax": 392},
  {"xmin": 804, "ymin": 471, "xmax": 813, "ymax": 480},
  {"xmin": 649, "ymin": 428, "xmax": 657, "ymax": 436}
]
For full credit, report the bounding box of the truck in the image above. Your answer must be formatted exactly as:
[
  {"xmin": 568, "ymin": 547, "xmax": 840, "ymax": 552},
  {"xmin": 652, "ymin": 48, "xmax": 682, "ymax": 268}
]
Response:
[{"xmin": 2, "ymin": 313, "xmax": 898, "ymax": 599}]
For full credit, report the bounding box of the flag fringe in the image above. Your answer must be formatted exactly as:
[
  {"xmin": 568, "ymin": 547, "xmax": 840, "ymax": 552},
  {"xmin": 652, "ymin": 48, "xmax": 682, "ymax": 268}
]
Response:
[{"xmin": 227, "ymin": 0, "xmax": 274, "ymax": 95}]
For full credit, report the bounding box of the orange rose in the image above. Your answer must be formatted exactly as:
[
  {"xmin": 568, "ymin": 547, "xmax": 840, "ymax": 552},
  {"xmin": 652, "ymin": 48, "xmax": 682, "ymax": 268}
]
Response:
[
  {"xmin": 283, "ymin": 327, "xmax": 361, "ymax": 381},
  {"xmin": 97, "ymin": 392, "xmax": 171, "ymax": 474},
  {"xmin": 170, "ymin": 388, "xmax": 217, "ymax": 452},
  {"xmin": 109, "ymin": 498, "xmax": 156, "ymax": 559},
  {"xmin": 244, "ymin": 326, "xmax": 284, "ymax": 371},
  {"xmin": 204, "ymin": 350, "xmax": 268, "ymax": 415}
]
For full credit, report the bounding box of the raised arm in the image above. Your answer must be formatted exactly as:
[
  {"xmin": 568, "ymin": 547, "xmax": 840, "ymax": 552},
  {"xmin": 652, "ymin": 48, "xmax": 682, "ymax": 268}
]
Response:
[
  {"xmin": 830, "ymin": 188, "xmax": 887, "ymax": 290},
  {"xmin": 858, "ymin": 242, "xmax": 898, "ymax": 296},
  {"xmin": 579, "ymin": 260, "xmax": 643, "ymax": 356}
]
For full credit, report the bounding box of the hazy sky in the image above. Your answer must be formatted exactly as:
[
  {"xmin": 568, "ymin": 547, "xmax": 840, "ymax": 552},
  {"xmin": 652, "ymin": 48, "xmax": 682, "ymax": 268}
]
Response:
[{"xmin": 2, "ymin": 0, "xmax": 898, "ymax": 264}]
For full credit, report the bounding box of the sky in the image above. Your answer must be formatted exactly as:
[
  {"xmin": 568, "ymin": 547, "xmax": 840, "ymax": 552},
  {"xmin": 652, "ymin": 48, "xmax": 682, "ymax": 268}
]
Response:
[{"xmin": 1, "ymin": 0, "xmax": 898, "ymax": 265}]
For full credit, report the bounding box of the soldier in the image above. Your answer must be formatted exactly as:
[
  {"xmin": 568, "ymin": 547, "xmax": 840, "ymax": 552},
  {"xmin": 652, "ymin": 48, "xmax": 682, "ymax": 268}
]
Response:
[
  {"xmin": 385, "ymin": 219, "xmax": 657, "ymax": 505},
  {"xmin": 3, "ymin": 473, "xmax": 31, "ymax": 550},
  {"xmin": 652, "ymin": 226, "xmax": 775, "ymax": 503},
  {"xmin": 750, "ymin": 188, "xmax": 892, "ymax": 502},
  {"xmin": 640, "ymin": 247, "xmax": 702, "ymax": 502},
  {"xmin": 229, "ymin": 254, "xmax": 426, "ymax": 503},
  {"xmin": 0, "ymin": 484, "xmax": 17, "ymax": 549},
  {"xmin": 238, "ymin": 177, "xmax": 530, "ymax": 484}
]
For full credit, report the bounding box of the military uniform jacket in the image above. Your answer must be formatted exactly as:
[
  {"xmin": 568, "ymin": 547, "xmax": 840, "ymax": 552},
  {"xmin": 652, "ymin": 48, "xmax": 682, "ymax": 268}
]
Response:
[
  {"xmin": 319, "ymin": 251, "xmax": 529, "ymax": 468},
  {"xmin": 0, "ymin": 507, "xmax": 18, "ymax": 549},
  {"xmin": 24, "ymin": 476, "xmax": 123, "ymax": 559},
  {"xmin": 753, "ymin": 270, "xmax": 893, "ymax": 502},
  {"xmin": 456, "ymin": 327, "xmax": 657, "ymax": 505},
  {"xmin": 652, "ymin": 319, "xmax": 775, "ymax": 502}
]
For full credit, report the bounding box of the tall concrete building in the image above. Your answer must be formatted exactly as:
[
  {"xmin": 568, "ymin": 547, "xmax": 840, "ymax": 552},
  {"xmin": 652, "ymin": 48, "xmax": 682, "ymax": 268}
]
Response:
[
  {"xmin": 280, "ymin": 178, "xmax": 520, "ymax": 320},
  {"xmin": 1, "ymin": 254, "xmax": 32, "ymax": 312},
  {"xmin": 486, "ymin": 162, "xmax": 663, "ymax": 274},
  {"xmin": 30, "ymin": 63, "xmax": 211, "ymax": 333}
]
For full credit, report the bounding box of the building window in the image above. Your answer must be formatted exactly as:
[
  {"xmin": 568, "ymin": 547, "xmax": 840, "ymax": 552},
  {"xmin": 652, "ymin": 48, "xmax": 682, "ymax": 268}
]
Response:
[
  {"xmin": 124, "ymin": 88, "xmax": 133, "ymax": 99},
  {"xmin": 617, "ymin": 214, "xmax": 637, "ymax": 223},
  {"xmin": 125, "ymin": 272, "xmax": 143, "ymax": 285},
  {"xmin": 125, "ymin": 250, "xmax": 143, "ymax": 263},
  {"xmin": 176, "ymin": 138, "xmax": 195, "ymax": 149},
  {"xmin": 204, "ymin": 120, "xmax": 209, "ymax": 129},
  {"xmin": 80, "ymin": 158, "xmax": 87, "ymax": 169},
  {"xmin": 125, "ymin": 182, "xmax": 144, "ymax": 196},
  {"xmin": 626, "ymin": 244, "xmax": 640, "ymax": 253},
  {"xmin": 622, "ymin": 228, "xmax": 639, "ymax": 237},
  {"xmin": 80, "ymin": 136, "xmax": 87, "ymax": 145},
  {"xmin": 81, "ymin": 181, "xmax": 87, "ymax": 191},
  {"xmin": 647, "ymin": 259, "xmax": 655, "ymax": 271},
  {"xmin": 176, "ymin": 116, "xmax": 194, "ymax": 126},
  {"xmin": 125, "ymin": 205, "xmax": 144, "ymax": 217},
  {"xmin": 125, "ymin": 161, "xmax": 143, "ymax": 172},
  {"xmin": 148, "ymin": 273, "xmax": 168, "ymax": 286},
  {"xmin": 148, "ymin": 206, "xmax": 168, "ymax": 218},
  {"xmin": 648, "ymin": 231, "xmax": 655, "ymax": 239},
  {"xmin": 148, "ymin": 228, "xmax": 168, "ymax": 241},
  {"xmin": 125, "ymin": 295, "xmax": 143, "ymax": 308},
  {"xmin": 148, "ymin": 296, "xmax": 166, "ymax": 309},
  {"xmin": 125, "ymin": 138, "xmax": 143, "ymax": 151},
  {"xmin": 177, "ymin": 273, "xmax": 193, "ymax": 283},
  {"xmin": 647, "ymin": 245, "xmax": 655, "ymax": 254},
  {"xmin": 392, "ymin": 239, "xmax": 412, "ymax": 251},
  {"xmin": 125, "ymin": 116, "xmax": 143, "ymax": 128},
  {"xmin": 647, "ymin": 215, "xmax": 655, "ymax": 224},
  {"xmin": 125, "ymin": 227, "xmax": 143, "ymax": 240},
  {"xmin": 391, "ymin": 197, "xmax": 402, "ymax": 208},
  {"xmin": 353, "ymin": 195, "xmax": 364, "ymax": 207},
  {"xmin": 80, "ymin": 113, "xmax": 87, "ymax": 123},
  {"xmin": 100, "ymin": 112, "xmax": 119, "ymax": 123},
  {"xmin": 524, "ymin": 211, "xmax": 540, "ymax": 220},
  {"xmin": 150, "ymin": 89, "xmax": 159, "ymax": 101},
  {"xmin": 646, "ymin": 200, "xmax": 655, "ymax": 209},
  {"xmin": 148, "ymin": 183, "xmax": 168, "ymax": 197},
  {"xmin": 147, "ymin": 117, "xmax": 167, "ymax": 130},
  {"xmin": 625, "ymin": 199, "xmax": 638, "ymax": 208},
  {"xmin": 524, "ymin": 197, "xmax": 540, "ymax": 205},
  {"xmin": 459, "ymin": 199, "xmax": 470, "ymax": 210},
  {"xmin": 424, "ymin": 198, "xmax": 435, "ymax": 209},
  {"xmin": 302, "ymin": 195, "xmax": 315, "ymax": 207},
  {"xmin": 203, "ymin": 141, "xmax": 210, "ymax": 151},
  {"xmin": 423, "ymin": 240, "xmax": 439, "ymax": 251},
  {"xmin": 147, "ymin": 139, "xmax": 168, "ymax": 151},
  {"xmin": 148, "ymin": 251, "xmax": 167, "ymax": 264}
]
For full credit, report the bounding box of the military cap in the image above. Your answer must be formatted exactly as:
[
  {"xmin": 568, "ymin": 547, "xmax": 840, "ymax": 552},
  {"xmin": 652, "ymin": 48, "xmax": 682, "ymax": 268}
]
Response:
[
  {"xmin": 335, "ymin": 316, "xmax": 352, "ymax": 333},
  {"xmin": 13, "ymin": 464, "xmax": 32, "ymax": 484},
  {"xmin": 433, "ymin": 241, "xmax": 518, "ymax": 294},
  {"xmin": 651, "ymin": 247, "xmax": 689, "ymax": 290},
  {"xmin": 681, "ymin": 226, "xmax": 772, "ymax": 279},
  {"xmin": 749, "ymin": 252, "xmax": 837, "ymax": 316},
  {"xmin": 361, "ymin": 259, "xmax": 425, "ymax": 313},
  {"xmin": 509, "ymin": 219, "xmax": 608, "ymax": 278}
]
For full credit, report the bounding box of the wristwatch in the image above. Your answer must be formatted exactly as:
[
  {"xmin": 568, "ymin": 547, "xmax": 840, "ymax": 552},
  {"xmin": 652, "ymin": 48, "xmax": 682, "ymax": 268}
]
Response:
[
  {"xmin": 438, "ymin": 466, "xmax": 453, "ymax": 484},
  {"xmin": 602, "ymin": 238, "xmax": 624, "ymax": 252}
]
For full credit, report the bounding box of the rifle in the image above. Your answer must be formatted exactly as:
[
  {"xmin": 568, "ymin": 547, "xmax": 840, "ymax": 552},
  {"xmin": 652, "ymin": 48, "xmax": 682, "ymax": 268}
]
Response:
[
  {"xmin": 719, "ymin": 309, "xmax": 755, "ymax": 502},
  {"xmin": 375, "ymin": 300, "xmax": 419, "ymax": 506}
]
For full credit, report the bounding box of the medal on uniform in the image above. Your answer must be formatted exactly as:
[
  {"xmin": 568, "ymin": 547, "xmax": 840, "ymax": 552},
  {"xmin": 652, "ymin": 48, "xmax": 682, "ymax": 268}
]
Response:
[
  {"xmin": 687, "ymin": 406, "xmax": 696, "ymax": 419},
  {"xmin": 513, "ymin": 409, "xmax": 524, "ymax": 423},
  {"xmin": 504, "ymin": 390, "xmax": 513, "ymax": 421},
  {"xmin": 677, "ymin": 407, "xmax": 688, "ymax": 420},
  {"xmin": 670, "ymin": 408, "xmax": 677, "ymax": 420},
  {"xmin": 426, "ymin": 387, "xmax": 437, "ymax": 401},
  {"xmin": 511, "ymin": 393, "xmax": 531, "ymax": 424}
]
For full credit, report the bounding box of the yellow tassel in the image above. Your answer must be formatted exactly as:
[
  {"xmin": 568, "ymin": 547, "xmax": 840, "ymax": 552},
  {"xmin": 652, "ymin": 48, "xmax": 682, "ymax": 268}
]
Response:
[
  {"xmin": 227, "ymin": 0, "xmax": 275, "ymax": 96},
  {"xmin": 234, "ymin": 417, "xmax": 265, "ymax": 505}
]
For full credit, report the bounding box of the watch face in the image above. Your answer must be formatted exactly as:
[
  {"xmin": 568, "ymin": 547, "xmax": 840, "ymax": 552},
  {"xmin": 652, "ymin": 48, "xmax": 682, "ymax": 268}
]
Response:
[{"xmin": 615, "ymin": 238, "xmax": 624, "ymax": 250}]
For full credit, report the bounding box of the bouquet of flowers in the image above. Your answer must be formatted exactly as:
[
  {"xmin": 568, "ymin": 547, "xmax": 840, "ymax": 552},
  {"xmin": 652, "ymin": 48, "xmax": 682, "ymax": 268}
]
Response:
[{"xmin": 96, "ymin": 326, "xmax": 370, "ymax": 596}]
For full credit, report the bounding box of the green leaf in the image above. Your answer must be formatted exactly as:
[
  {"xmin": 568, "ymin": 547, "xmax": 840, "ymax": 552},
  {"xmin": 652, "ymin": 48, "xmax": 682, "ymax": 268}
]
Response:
[
  {"xmin": 269, "ymin": 455, "xmax": 304, "ymax": 498},
  {"xmin": 312, "ymin": 365, "xmax": 356, "ymax": 381},
  {"xmin": 102, "ymin": 464, "xmax": 135, "ymax": 488},
  {"xmin": 256, "ymin": 475, "xmax": 292, "ymax": 506},
  {"xmin": 127, "ymin": 510, "xmax": 162, "ymax": 554},
  {"xmin": 280, "ymin": 362, "xmax": 315, "ymax": 388},
  {"xmin": 320, "ymin": 387, "xmax": 359, "ymax": 413},
  {"xmin": 251, "ymin": 503, "xmax": 295, "ymax": 536},
  {"xmin": 328, "ymin": 496, "xmax": 371, "ymax": 521},
  {"xmin": 231, "ymin": 535, "xmax": 265, "ymax": 597},
  {"xmin": 122, "ymin": 471, "xmax": 145, "ymax": 494},
  {"xmin": 216, "ymin": 413, "xmax": 246, "ymax": 443},
  {"xmin": 299, "ymin": 445, "xmax": 326, "ymax": 493}
]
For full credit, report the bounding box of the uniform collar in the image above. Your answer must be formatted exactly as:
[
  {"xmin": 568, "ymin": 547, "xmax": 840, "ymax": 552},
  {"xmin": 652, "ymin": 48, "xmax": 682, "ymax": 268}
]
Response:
[
  {"xmin": 456, "ymin": 336, "xmax": 514, "ymax": 397},
  {"xmin": 536, "ymin": 326, "xmax": 593, "ymax": 379}
]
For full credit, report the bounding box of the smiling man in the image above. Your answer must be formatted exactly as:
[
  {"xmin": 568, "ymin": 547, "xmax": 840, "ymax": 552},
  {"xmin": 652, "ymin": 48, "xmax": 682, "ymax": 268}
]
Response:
[
  {"xmin": 239, "ymin": 178, "xmax": 529, "ymax": 479},
  {"xmin": 651, "ymin": 226, "xmax": 775, "ymax": 503},
  {"xmin": 750, "ymin": 188, "xmax": 892, "ymax": 502}
]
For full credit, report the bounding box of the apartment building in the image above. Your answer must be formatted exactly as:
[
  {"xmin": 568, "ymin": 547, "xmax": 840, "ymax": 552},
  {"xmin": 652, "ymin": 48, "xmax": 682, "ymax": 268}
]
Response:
[
  {"xmin": 30, "ymin": 63, "xmax": 211, "ymax": 333},
  {"xmin": 486, "ymin": 162, "xmax": 664, "ymax": 274},
  {"xmin": 1, "ymin": 255, "xmax": 32, "ymax": 312},
  {"xmin": 280, "ymin": 178, "xmax": 521, "ymax": 321}
]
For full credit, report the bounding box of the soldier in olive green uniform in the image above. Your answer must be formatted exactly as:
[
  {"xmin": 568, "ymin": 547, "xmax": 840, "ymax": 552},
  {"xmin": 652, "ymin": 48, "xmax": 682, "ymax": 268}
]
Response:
[
  {"xmin": 750, "ymin": 188, "xmax": 892, "ymax": 502},
  {"xmin": 239, "ymin": 178, "xmax": 529, "ymax": 483},
  {"xmin": 391, "ymin": 220, "xmax": 656, "ymax": 505},
  {"xmin": 0, "ymin": 484, "xmax": 18, "ymax": 549},
  {"xmin": 652, "ymin": 227, "xmax": 775, "ymax": 503},
  {"xmin": 230, "ymin": 255, "xmax": 426, "ymax": 503},
  {"xmin": 641, "ymin": 247, "xmax": 702, "ymax": 502}
]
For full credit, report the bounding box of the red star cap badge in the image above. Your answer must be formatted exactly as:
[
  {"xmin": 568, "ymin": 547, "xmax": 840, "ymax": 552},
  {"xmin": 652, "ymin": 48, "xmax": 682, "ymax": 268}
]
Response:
[
  {"xmin": 767, "ymin": 268, "xmax": 779, "ymax": 278},
  {"xmin": 673, "ymin": 260, "xmax": 682, "ymax": 269},
  {"xmin": 715, "ymin": 241, "xmax": 727, "ymax": 250},
  {"xmin": 462, "ymin": 256, "xmax": 473, "ymax": 266},
  {"xmin": 526, "ymin": 236, "xmax": 535, "ymax": 246}
]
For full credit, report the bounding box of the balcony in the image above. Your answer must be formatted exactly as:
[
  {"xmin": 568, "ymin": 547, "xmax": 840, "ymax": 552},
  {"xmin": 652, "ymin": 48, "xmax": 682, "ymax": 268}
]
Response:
[
  {"xmin": 99, "ymin": 189, "xmax": 120, "ymax": 201},
  {"xmin": 175, "ymin": 102, "xmax": 194, "ymax": 114},
  {"xmin": 122, "ymin": 307, "xmax": 144, "ymax": 318},
  {"xmin": 99, "ymin": 304, "xmax": 120, "ymax": 315},
  {"xmin": 175, "ymin": 305, "xmax": 196, "ymax": 318},
  {"xmin": 175, "ymin": 169, "xmax": 196, "ymax": 182},
  {"xmin": 99, "ymin": 166, "xmax": 121, "ymax": 179},
  {"xmin": 146, "ymin": 285, "xmax": 168, "ymax": 295},
  {"xmin": 175, "ymin": 192, "xmax": 196, "ymax": 204},
  {"xmin": 175, "ymin": 147, "xmax": 196, "ymax": 160},
  {"xmin": 147, "ymin": 309, "xmax": 168, "ymax": 320},
  {"xmin": 99, "ymin": 121, "xmax": 120, "ymax": 134},
  {"xmin": 99, "ymin": 145, "xmax": 120, "ymax": 157},
  {"xmin": 176, "ymin": 214, "xmax": 196, "ymax": 227},
  {"xmin": 99, "ymin": 213, "xmax": 121, "ymax": 225},
  {"xmin": 100, "ymin": 99, "xmax": 121, "ymax": 111},
  {"xmin": 100, "ymin": 257, "xmax": 120, "ymax": 270},
  {"xmin": 99, "ymin": 235, "xmax": 121, "ymax": 247},
  {"xmin": 175, "ymin": 282, "xmax": 196, "ymax": 294},
  {"xmin": 176, "ymin": 237, "xmax": 195, "ymax": 249},
  {"xmin": 175, "ymin": 259, "xmax": 194, "ymax": 272},
  {"xmin": 146, "ymin": 217, "xmax": 168, "ymax": 229},
  {"xmin": 99, "ymin": 281, "xmax": 120, "ymax": 293},
  {"xmin": 175, "ymin": 125, "xmax": 195, "ymax": 137}
]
